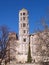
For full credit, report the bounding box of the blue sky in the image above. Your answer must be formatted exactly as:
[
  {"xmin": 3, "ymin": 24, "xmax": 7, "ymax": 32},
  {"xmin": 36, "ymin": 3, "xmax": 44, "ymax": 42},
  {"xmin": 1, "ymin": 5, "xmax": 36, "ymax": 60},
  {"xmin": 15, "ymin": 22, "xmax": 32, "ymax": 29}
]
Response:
[{"xmin": 0, "ymin": 0, "xmax": 49, "ymax": 34}]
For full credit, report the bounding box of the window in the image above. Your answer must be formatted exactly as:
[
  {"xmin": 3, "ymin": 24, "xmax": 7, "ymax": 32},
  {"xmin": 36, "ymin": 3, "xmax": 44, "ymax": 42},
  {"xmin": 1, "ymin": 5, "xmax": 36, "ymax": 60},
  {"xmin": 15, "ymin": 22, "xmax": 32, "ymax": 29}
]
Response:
[
  {"xmin": 23, "ymin": 13, "xmax": 25, "ymax": 15},
  {"xmin": 20, "ymin": 13, "xmax": 22, "ymax": 15},
  {"xmin": 23, "ymin": 38, "xmax": 26, "ymax": 42},
  {"xmin": 23, "ymin": 17, "xmax": 25, "ymax": 20},
  {"xmin": 23, "ymin": 30, "xmax": 26, "ymax": 33},
  {"xmin": 23, "ymin": 23, "xmax": 26, "ymax": 27}
]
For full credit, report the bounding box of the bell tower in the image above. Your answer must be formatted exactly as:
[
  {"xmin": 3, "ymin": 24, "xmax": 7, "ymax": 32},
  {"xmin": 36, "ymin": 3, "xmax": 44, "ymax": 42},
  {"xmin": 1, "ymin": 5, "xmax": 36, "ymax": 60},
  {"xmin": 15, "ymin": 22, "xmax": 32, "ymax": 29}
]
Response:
[{"xmin": 19, "ymin": 8, "xmax": 29, "ymax": 55}]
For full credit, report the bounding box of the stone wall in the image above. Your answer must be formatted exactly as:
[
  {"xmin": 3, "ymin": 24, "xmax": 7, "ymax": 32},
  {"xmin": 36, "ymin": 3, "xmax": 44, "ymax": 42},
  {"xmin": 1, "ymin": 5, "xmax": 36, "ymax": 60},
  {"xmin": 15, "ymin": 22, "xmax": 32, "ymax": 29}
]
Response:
[{"xmin": 30, "ymin": 30, "xmax": 49, "ymax": 63}]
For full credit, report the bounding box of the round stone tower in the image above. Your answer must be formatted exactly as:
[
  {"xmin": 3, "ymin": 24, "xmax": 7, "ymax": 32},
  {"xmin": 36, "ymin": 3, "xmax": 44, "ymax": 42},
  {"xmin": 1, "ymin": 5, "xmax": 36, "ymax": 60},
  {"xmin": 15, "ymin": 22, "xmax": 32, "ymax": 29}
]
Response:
[{"xmin": 19, "ymin": 8, "xmax": 29, "ymax": 56}]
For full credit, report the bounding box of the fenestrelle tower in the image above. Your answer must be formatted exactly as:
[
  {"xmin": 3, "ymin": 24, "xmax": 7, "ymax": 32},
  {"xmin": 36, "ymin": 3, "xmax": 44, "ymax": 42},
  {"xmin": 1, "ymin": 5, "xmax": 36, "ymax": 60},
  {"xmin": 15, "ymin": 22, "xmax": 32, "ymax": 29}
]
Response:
[{"xmin": 19, "ymin": 8, "xmax": 29, "ymax": 55}]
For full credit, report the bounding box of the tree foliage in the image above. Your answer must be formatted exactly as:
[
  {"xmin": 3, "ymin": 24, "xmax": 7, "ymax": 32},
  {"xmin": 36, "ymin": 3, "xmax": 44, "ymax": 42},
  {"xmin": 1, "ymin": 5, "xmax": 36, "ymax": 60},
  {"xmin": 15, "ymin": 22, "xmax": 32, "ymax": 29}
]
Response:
[{"xmin": 27, "ymin": 38, "xmax": 32, "ymax": 63}]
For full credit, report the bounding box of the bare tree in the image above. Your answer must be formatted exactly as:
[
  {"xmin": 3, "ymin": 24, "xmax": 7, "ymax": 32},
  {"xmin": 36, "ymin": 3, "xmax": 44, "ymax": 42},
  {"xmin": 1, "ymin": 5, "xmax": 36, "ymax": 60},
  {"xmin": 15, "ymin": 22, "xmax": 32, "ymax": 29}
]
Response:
[{"xmin": 0, "ymin": 25, "xmax": 9, "ymax": 65}]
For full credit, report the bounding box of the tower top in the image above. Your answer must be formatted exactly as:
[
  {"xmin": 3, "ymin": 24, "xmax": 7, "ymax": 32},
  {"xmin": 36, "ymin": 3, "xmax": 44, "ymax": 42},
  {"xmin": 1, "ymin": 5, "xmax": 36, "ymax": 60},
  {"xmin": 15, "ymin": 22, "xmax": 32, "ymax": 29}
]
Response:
[
  {"xmin": 19, "ymin": 8, "xmax": 28, "ymax": 13},
  {"xmin": 21, "ymin": 8, "xmax": 27, "ymax": 11}
]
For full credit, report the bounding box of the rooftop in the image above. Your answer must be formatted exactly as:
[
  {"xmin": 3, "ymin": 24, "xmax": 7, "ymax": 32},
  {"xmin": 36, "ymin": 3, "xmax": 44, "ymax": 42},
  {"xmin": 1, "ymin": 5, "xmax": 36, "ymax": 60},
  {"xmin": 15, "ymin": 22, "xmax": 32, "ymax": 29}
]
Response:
[{"xmin": 19, "ymin": 8, "xmax": 28, "ymax": 12}]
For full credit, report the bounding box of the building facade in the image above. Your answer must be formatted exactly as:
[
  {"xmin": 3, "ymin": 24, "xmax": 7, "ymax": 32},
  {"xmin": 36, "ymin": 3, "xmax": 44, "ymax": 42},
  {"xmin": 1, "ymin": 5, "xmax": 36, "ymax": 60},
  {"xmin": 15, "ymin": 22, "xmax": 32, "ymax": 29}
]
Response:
[
  {"xmin": 17, "ymin": 8, "xmax": 29, "ymax": 62},
  {"xmin": 8, "ymin": 8, "xmax": 49, "ymax": 63},
  {"xmin": 16, "ymin": 8, "xmax": 49, "ymax": 63},
  {"xmin": 30, "ymin": 31, "xmax": 49, "ymax": 62},
  {"xmin": 8, "ymin": 32, "xmax": 18, "ymax": 63}
]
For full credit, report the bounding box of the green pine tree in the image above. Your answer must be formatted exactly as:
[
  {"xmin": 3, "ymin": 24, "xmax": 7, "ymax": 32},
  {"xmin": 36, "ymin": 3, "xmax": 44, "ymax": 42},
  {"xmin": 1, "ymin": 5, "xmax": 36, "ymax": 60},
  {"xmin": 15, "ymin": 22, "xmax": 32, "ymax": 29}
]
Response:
[{"xmin": 27, "ymin": 41, "xmax": 32, "ymax": 63}]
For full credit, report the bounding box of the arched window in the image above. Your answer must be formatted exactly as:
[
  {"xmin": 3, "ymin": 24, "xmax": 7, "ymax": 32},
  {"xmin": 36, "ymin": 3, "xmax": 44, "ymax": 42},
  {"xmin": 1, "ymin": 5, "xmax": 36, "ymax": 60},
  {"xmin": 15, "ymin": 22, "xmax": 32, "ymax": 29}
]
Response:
[
  {"xmin": 23, "ymin": 23, "xmax": 26, "ymax": 27},
  {"xmin": 23, "ymin": 38, "xmax": 26, "ymax": 42},
  {"xmin": 23, "ymin": 13, "xmax": 25, "ymax": 15}
]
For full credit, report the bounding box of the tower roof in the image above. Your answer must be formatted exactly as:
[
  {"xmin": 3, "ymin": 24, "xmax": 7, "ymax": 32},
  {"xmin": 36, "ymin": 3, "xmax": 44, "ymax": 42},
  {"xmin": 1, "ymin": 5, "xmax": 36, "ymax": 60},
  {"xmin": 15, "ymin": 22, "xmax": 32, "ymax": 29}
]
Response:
[
  {"xmin": 21, "ymin": 8, "xmax": 27, "ymax": 11},
  {"xmin": 19, "ymin": 8, "xmax": 28, "ymax": 12}
]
